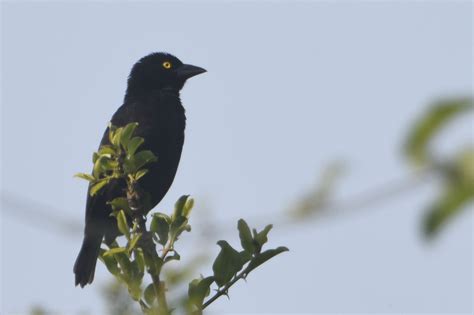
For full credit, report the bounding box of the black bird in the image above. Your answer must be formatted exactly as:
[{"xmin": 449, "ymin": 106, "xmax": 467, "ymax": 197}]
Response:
[{"xmin": 74, "ymin": 52, "xmax": 206, "ymax": 287}]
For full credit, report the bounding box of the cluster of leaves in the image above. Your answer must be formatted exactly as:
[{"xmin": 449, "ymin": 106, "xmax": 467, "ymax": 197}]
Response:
[
  {"xmin": 99, "ymin": 195, "xmax": 194, "ymax": 314},
  {"xmin": 404, "ymin": 97, "xmax": 474, "ymax": 237},
  {"xmin": 76, "ymin": 122, "xmax": 157, "ymax": 196},
  {"xmin": 187, "ymin": 219, "xmax": 288, "ymax": 313},
  {"xmin": 76, "ymin": 122, "xmax": 288, "ymax": 314}
]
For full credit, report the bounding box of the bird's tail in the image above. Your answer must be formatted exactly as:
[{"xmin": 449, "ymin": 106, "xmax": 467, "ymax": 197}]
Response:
[{"xmin": 73, "ymin": 235, "xmax": 102, "ymax": 288}]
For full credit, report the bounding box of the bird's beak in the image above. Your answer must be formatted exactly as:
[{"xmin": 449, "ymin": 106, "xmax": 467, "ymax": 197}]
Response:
[{"xmin": 176, "ymin": 64, "xmax": 207, "ymax": 80}]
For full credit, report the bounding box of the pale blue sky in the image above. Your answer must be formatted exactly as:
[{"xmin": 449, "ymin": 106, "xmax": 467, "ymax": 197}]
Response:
[{"xmin": 1, "ymin": 1, "xmax": 473, "ymax": 314}]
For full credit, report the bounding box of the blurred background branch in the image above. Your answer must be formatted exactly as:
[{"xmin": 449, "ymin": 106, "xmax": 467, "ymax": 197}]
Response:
[
  {"xmin": 1, "ymin": 190, "xmax": 82, "ymax": 237},
  {"xmin": 2, "ymin": 97, "xmax": 472, "ymax": 240}
]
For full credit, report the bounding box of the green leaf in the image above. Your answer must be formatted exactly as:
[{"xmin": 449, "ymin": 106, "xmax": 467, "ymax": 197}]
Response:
[
  {"xmin": 246, "ymin": 246, "xmax": 289, "ymax": 275},
  {"xmin": 103, "ymin": 247, "xmax": 128, "ymax": 257},
  {"xmin": 150, "ymin": 213, "xmax": 170, "ymax": 245},
  {"xmin": 98, "ymin": 145, "xmax": 116, "ymax": 156},
  {"xmin": 144, "ymin": 283, "xmax": 156, "ymax": 305},
  {"xmin": 132, "ymin": 150, "xmax": 157, "ymax": 171},
  {"xmin": 120, "ymin": 122, "xmax": 139, "ymax": 148},
  {"xmin": 188, "ymin": 276, "xmax": 215, "ymax": 308},
  {"xmin": 127, "ymin": 137, "xmax": 145, "ymax": 157},
  {"xmin": 134, "ymin": 249, "xmax": 145, "ymax": 274},
  {"xmin": 108, "ymin": 197, "xmax": 131, "ymax": 213},
  {"xmin": 423, "ymin": 182, "xmax": 474, "ymax": 237},
  {"xmin": 183, "ymin": 197, "xmax": 194, "ymax": 218},
  {"xmin": 164, "ymin": 251, "xmax": 180, "ymax": 264},
  {"xmin": 173, "ymin": 195, "xmax": 189, "ymax": 220},
  {"xmin": 101, "ymin": 158, "xmax": 119, "ymax": 171},
  {"xmin": 143, "ymin": 252, "xmax": 163, "ymax": 277},
  {"xmin": 92, "ymin": 152, "xmax": 99, "ymax": 163},
  {"xmin": 114, "ymin": 252, "xmax": 132, "ymax": 281},
  {"xmin": 99, "ymin": 249, "xmax": 121, "ymax": 276},
  {"xmin": 130, "ymin": 259, "xmax": 143, "ymax": 280},
  {"xmin": 127, "ymin": 233, "xmax": 142, "ymax": 253},
  {"xmin": 168, "ymin": 196, "xmax": 192, "ymax": 241},
  {"xmin": 212, "ymin": 241, "xmax": 247, "ymax": 287},
  {"xmin": 254, "ymin": 224, "xmax": 273, "ymax": 248},
  {"xmin": 93, "ymin": 155, "xmax": 111, "ymax": 178},
  {"xmin": 404, "ymin": 97, "xmax": 473, "ymax": 166},
  {"xmin": 89, "ymin": 178, "xmax": 109, "ymax": 196},
  {"xmin": 135, "ymin": 169, "xmax": 148, "ymax": 181},
  {"xmin": 170, "ymin": 215, "xmax": 188, "ymax": 240},
  {"xmin": 111, "ymin": 126, "xmax": 123, "ymax": 147},
  {"xmin": 116, "ymin": 210, "xmax": 130, "ymax": 240},
  {"xmin": 107, "ymin": 123, "xmax": 116, "ymax": 144},
  {"xmin": 127, "ymin": 282, "xmax": 141, "ymax": 301},
  {"xmin": 454, "ymin": 148, "xmax": 474, "ymax": 184},
  {"xmin": 237, "ymin": 219, "xmax": 255, "ymax": 254},
  {"xmin": 74, "ymin": 173, "xmax": 95, "ymax": 182}
]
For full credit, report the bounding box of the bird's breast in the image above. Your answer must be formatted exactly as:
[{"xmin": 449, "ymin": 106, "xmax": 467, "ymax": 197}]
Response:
[
  {"xmin": 132, "ymin": 92, "xmax": 186, "ymax": 206},
  {"xmin": 136, "ymin": 91, "xmax": 185, "ymax": 138}
]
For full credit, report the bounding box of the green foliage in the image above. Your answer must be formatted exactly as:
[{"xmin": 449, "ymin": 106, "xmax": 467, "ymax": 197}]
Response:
[
  {"xmin": 126, "ymin": 150, "xmax": 157, "ymax": 174},
  {"xmin": 246, "ymin": 246, "xmax": 289, "ymax": 274},
  {"xmin": 75, "ymin": 123, "xmax": 157, "ymax": 197},
  {"xmin": 423, "ymin": 147, "xmax": 474, "ymax": 237},
  {"xmin": 423, "ymin": 180, "xmax": 474, "ymax": 237},
  {"xmin": 150, "ymin": 213, "xmax": 170, "ymax": 245},
  {"xmin": 404, "ymin": 97, "xmax": 473, "ymax": 166},
  {"xmin": 187, "ymin": 219, "xmax": 288, "ymax": 312},
  {"xmin": 212, "ymin": 241, "xmax": 248, "ymax": 287},
  {"xmin": 117, "ymin": 210, "xmax": 131, "ymax": 240},
  {"xmin": 144, "ymin": 283, "xmax": 157, "ymax": 305},
  {"xmin": 253, "ymin": 224, "xmax": 272, "ymax": 252},
  {"xmin": 76, "ymin": 122, "xmax": 287, "ymax": 314},
  {"xmin": 237, "ymin": 219, "xmax": 254, "ymax": 254},
  {"xmin": 188, "ymin": 276, "xmax": 215, "ymax": 309},
  {"xmin": 30, "ymin": 306, "xmax": 50, "ymax": 315},
  {"xmin": 103, "ymin": 247, "xmax": 128, "ymax": 257},
  {"xmin": 404, "ymin": 97, "xmax": 474, "ymax": 238},
  {"xmin": 128, "ymin": 233, "xmax": 142, "ymax": 253}
]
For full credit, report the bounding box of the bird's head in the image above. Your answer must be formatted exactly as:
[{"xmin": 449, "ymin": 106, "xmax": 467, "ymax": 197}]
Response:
[{"xmin": 125, "ymin": 52, "xmax": 206, "ymax": 99}]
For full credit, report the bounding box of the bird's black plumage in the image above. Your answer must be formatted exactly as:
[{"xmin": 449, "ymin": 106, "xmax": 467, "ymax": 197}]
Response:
[{"xmin": 74, "ymin": 52, "xmax": 206, "ymax": 287}]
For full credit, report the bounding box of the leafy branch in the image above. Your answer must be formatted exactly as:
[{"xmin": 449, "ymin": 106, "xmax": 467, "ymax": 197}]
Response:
[
  {"xmin": 187, "ymin": 219, "xmax": 288, "ymax": 313},
  {"xmin": 76, "ymin": 122, "xmax": 288, "ymax": 314},
  {"xmin": 201, "ymin": 229, "xmax": 288, "ymax": 310},
  {"xmin": 403, "ymin": 97, "xmax": 474, "ymax": 237}
]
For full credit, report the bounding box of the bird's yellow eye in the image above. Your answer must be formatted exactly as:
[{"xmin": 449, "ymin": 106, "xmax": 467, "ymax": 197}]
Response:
[{"xmin": 162, "ymin": 61, "xmax": 172, "ymax": 69}]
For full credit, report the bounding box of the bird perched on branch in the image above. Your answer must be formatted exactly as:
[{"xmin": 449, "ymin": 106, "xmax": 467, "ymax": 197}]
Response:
[{"xmin": 74, "ymin": 52, "xmax": 206, "ymax": 287}]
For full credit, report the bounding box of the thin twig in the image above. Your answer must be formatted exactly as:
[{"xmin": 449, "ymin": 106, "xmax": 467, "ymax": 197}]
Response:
[
  {"xmin": 1, "ymin": 190, "xmax": 82, "ymax": 236},
  {"xmin": 202, "ymin": 266, "xmax": 249, "ymax": 310},
  {"xmin": 197, "ymin": 166, "xmax": 437, "ymax": 240},
  {"xmin": 305, "ymin": 166, "xmax": 436, "ymax": 218}
]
